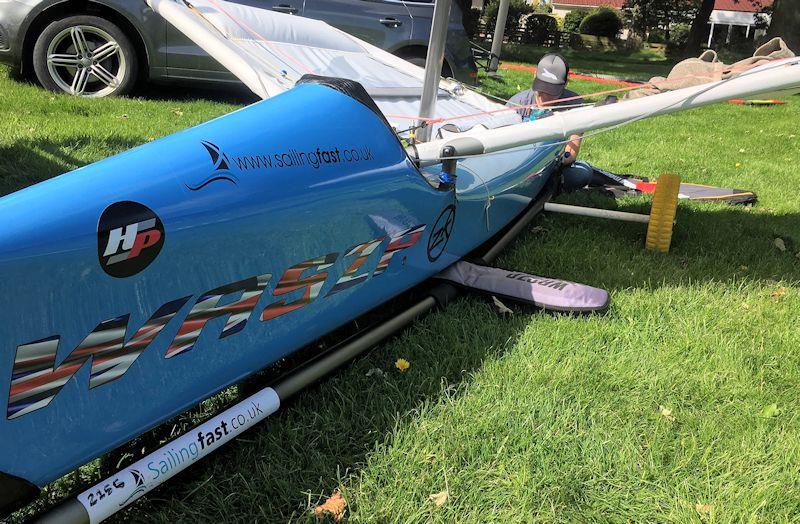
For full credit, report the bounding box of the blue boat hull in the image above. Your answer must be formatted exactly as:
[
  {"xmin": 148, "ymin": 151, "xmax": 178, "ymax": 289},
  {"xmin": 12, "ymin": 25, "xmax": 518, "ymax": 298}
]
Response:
[{"xmin": 0, "ymin": 83, "xmax": 559, "ymax": 487}]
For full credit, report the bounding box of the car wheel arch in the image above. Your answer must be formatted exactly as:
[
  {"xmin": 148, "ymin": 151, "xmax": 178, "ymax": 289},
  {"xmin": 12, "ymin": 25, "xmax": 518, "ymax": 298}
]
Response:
[
  {"xmin": 21, "ymin": 0, "xmax": 149, "ymax": 81},
  {"xmin": 393, "ymin": 44, "xmax": 455, "ymax": 78}
]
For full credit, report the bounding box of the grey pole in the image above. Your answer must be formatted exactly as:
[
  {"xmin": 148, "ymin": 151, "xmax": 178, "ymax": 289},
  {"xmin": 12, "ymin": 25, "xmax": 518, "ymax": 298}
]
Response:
[
  {"xmin": 417, "ymin": 0, "xmax": 452, "ymax": 142},
  {"xmin": 488, "ymin": 0, "xmax": 510, "ymax": 73}
]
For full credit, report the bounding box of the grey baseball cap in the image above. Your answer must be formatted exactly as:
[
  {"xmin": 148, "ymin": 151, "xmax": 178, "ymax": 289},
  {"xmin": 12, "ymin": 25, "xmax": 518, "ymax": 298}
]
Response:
[{"xmin": 533, "ymin": 54, "xmax": 569, "ymax": 97}]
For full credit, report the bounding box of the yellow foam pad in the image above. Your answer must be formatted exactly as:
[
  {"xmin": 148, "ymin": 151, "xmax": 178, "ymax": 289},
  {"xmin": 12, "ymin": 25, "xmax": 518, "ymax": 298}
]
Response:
[{"xmin": 646, "ymin": 173, "xmax": 680, "ymax": 253}]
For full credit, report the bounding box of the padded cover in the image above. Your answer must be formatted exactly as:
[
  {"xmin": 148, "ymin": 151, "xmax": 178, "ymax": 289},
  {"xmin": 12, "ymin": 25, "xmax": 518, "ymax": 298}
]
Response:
[{"xmin": 437, "ymin": 261, "xmax": 609, "ymax": 312}]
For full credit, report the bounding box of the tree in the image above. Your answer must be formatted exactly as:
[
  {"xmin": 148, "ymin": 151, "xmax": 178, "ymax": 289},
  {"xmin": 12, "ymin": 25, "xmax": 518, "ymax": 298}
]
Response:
[
  {"xmin": 579, "ymin": 7, "xmax": 624, "ymax": 38},
  {"xmin": 622, "ymin": 0, "xmax": 695, "ymax": 38},
  {"xmin": 563, "ymin": 9, "xmax": 590, "ymax": 33},
  {"xmin": 766, "ymin": 0, "xmax": 800, "ymax": 51},
  {"xmin": 484, "ymin": 0, "xmax": 535, "ymax": 35},
  {"xmin": 684, "ymin": 0, "xmax": 715, "ymax": 55}
]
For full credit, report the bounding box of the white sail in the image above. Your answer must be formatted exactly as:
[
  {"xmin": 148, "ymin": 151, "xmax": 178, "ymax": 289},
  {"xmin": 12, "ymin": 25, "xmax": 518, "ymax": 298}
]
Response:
[
  {"xmin": 148, "ymin": 0, "xmax": 800, "ymax": 162},
  {"xmin": 147, "ymin": 0, "xmax": 520, "ymax": 135}
]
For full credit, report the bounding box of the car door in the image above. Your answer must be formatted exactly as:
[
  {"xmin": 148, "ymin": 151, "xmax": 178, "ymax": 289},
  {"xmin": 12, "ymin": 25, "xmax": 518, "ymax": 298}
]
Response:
[
  {"xmin": 164, "ymin": 0, "xmax": 305, "ymax": 80},
  {"xmin": 302, "ymin": 0, "xmax": 413, "ymax": 52}
]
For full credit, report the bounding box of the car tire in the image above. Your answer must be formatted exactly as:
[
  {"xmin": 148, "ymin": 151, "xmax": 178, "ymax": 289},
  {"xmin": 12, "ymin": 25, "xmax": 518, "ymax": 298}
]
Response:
[
  {"xmin": 405, "ymin": 55, "xmax": 454, "ymax": 79},
  {"xmin": 32, "ymin": 16, "xmax": 138, "ymax": 97}
]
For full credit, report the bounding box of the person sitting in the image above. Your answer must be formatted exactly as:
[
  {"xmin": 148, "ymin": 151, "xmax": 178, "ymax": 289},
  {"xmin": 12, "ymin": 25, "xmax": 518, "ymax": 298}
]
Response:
[{"xmin": 506, "ymin": 54, "xmax": 595, "ymax": 192}]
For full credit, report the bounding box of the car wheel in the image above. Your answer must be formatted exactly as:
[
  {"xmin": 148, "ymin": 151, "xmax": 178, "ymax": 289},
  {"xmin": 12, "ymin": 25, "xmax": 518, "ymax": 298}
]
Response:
[
  {"xmin": 405, "ymin": 55, "xmax": 453, "ymax": 79},
  {"xmin": 32, "ymin": 16, "xmax": 138, "ymax": 97}
]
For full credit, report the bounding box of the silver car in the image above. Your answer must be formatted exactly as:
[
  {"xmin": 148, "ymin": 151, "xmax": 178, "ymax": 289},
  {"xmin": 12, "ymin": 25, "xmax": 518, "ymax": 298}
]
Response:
[{"xmin": 0, "ymin": 0, "xmax": 477, "ymax": 97}]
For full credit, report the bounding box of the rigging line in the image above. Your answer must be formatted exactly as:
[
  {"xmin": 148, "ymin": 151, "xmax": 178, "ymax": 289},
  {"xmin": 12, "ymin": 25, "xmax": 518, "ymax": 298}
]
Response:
[
  {"xmin": 204, "ymin": 0, "xmax": 315, "ymax": 75},
  {"xmin": 385, "ymin": 101, "xmax": 595, "ymax": 123},
  {"xmin": 459, "ymin": 83, "xmax": 515, "ymax": 105},
  {"xmin": 388, "ymin": 59, "xmax": 775, "ymax": 126},
  {"xmin": 418, "ymin": 72, "xmax": 762, "ymax": 163}
]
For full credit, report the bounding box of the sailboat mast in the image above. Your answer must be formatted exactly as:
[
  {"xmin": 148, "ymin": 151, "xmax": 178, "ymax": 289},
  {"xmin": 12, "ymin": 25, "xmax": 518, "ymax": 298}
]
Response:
[{"xmin": 417, "ymin": 0, "xmax": 453, "ymax": 142}]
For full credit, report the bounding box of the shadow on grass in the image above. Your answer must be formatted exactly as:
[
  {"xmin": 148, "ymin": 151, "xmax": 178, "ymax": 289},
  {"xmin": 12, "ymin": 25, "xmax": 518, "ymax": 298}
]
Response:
[
  {"xmin": 0, "ymin": 136, "xmax": 143, "ymax": 197},
  {"xmin": 136, "ymin": 81, "xmax": 259, "ymax": 106},
  {"xmin": 522, "ymin": 191, "xmax": 800, "ymax": 288},
  {"xmin": 0, "ymin": 65, "xmax": 258, "ymax": 106}
]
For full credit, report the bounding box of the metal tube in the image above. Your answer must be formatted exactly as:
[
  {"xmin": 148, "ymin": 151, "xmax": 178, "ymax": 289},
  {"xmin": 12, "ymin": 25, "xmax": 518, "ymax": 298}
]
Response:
[
  {"xmin": 544, "ymin": 202, "xmax": 650, "ymax": 223},
  {"xmin": 273, "ymin": 296, "xmax": 437, "ymax": 399},
  {"xmin": 417, "ymin": 0, "xmax": 453, "ymax": 142},
  {"xmin": 488, "ymin": 0, "xmax": 510, "ymax": 72}
]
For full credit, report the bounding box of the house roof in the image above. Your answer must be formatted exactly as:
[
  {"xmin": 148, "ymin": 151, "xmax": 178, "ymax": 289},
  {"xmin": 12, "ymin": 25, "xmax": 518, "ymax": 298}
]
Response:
[
  {"xmin": 552, "ymin": 0, "xmax": 772, "ymax": 11},
  {"xmin": 713, "ymin": 0, "xmax": 772, "ymax": 12}
]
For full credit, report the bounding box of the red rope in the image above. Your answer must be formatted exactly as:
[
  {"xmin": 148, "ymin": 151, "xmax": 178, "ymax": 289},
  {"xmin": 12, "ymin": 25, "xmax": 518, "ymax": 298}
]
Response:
[{"xmin": 500, "ymin": 63, "xmax": 639, "ymax": 87}]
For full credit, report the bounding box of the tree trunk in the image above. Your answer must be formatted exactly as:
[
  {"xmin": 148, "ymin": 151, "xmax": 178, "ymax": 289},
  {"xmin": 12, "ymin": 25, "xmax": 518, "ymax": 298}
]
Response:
[
  {"xmin": 766, "ymin": 0, "xmax": 800, "ymax": 52},
  {"xmin": 684, "ymin": 0, "xmax": 716, "ymax": 55}
]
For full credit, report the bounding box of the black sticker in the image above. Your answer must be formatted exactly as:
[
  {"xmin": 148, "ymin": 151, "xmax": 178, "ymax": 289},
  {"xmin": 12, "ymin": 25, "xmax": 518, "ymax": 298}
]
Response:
[
  {"xmin": 97, "ymin": 201, "xmax": 165, "ymax": 278},
  {"xmin": 427, "ymin": 204, "xmax": 455, "ymax": 262},
  {"xmin": 186, "ymin": 141, "xmax": 238, "ymax": 191}
]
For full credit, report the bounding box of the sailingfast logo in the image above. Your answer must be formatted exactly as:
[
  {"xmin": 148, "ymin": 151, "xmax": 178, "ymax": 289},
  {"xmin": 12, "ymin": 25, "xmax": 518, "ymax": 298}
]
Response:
[
  {"xmin": 196, "ymin": 139, "xmax": 375, "ymax": 177},
  {"xmin": 97, "ymin": 201, "xmax": 165, "ymax": 278},
  {"xmin": 186, "ymin": 141, "xmax": 238, "ymax": 191}
]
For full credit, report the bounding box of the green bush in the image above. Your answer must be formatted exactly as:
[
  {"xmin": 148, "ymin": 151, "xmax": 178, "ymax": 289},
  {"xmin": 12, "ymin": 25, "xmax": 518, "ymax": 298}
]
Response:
[
  {"xmin": 522, "ymin": 14, "xmax": 559, "ymax": 45},
  {"xmin": 484, "ymin": 0, "xmax": 535, "ymax": 35},
  {"xmin": 579, "ymin": 6, "xmax": 623, "ymax": 39},
  {"xmin": 647, "ymin": 30, "xmax": 666, "ymax": 44},
  {"xmin": 563, "ymin": 9, "xmax": 589, "ymax": 33},
  {"xmin": 665, "ymin": 22, "xmax": 690, "ymax": 56}
]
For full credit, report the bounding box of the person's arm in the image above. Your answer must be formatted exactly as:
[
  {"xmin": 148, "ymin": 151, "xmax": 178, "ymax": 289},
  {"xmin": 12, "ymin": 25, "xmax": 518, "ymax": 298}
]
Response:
[{"xmin": 562, "ymin": 134, "xmax": 582, "ymax": 165}]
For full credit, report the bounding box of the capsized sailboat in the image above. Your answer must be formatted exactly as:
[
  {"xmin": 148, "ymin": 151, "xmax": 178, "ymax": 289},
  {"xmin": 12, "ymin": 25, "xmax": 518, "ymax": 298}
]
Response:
[{"xmin": 2, "ymin": 0, "xmax": 799, "ymax": 520}]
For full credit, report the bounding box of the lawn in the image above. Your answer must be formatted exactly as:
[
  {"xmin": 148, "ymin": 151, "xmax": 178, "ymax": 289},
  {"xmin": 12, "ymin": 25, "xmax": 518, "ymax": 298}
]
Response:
[
  {"xmin": 493, "ymin": 43, "xmax": 675, "ymax": 80},
  {"xmin": 3, "ymin": 55, "xmax": 800, "ymax": 524}
]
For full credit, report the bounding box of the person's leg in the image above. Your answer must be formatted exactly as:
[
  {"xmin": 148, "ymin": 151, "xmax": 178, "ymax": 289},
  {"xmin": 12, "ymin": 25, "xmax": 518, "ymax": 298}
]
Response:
[{"xmin": 560, "ymin": 160, "xmax": 594, "ymax": 192}]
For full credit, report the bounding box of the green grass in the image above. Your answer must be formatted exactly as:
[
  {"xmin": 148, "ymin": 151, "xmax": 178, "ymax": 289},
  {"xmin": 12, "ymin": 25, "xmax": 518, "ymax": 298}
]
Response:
[
  {"xmin": 3, "ymin": 62, "xmax": 800, "ymax": 523},
  {"xmin": 490, "ymin": 43, "xmax": 675, "ymax": 80}
]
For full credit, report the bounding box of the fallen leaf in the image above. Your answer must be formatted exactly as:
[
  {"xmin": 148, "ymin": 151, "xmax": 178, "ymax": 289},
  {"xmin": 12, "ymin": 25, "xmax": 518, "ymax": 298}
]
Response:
[
  {"xmin": 173, "ymin": 109, "xmax": 184, "ymax": 117},
  {"xmin": 739, "ymin": 148, "xmax": 746, "ymax": 153},
  {"xmin": 429, "ymin": 491, "xmax": 449, "ymax": 507},
  {"xmin": 741, "ymin": 302, "xmax": 749, "ymax": 310},
  {"xmin": 119, "ymin": 114, "xmax": 129, "ymax": 120},
  {"xmin": 759, "ymin": 403, "xmax": 780, "ymax": 418},
  {"xmin": 395, "ymin": 358, "xmax": 410, "ymax": 372},
  {"xmin": 695, "ymin": 502, "xmax": 711, "ymax": 514},
  {"xmin": 735, "ymin": 162, "xmax": 742, "ymax": 168},
  {"xmin": 774, "ymin": 238, "xmax": 787, "ymax": 252},
  {"xmin": 315, "ymin": 490, "xmax": 346, "ymax": 522},
  {"xmin": 659, "ymin": 405, "xmax": 676, "ymax": 422},
  {"xmin": 739, "ymin": 265, "xmax": 749, "ymax": 271},
  {"xmin": 771, "ymin": 287, "xmax": 786, "ymax": 302},
  {"xmin": 492, "ymin": 296, "xmax": 513, "ymax": 315}
]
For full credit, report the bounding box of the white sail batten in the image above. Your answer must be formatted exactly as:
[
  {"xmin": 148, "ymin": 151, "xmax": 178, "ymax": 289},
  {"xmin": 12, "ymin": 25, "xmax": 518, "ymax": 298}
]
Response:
[{"xmin": 147, "ymin": 0, "xmax": 520, "ymax": 134}]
